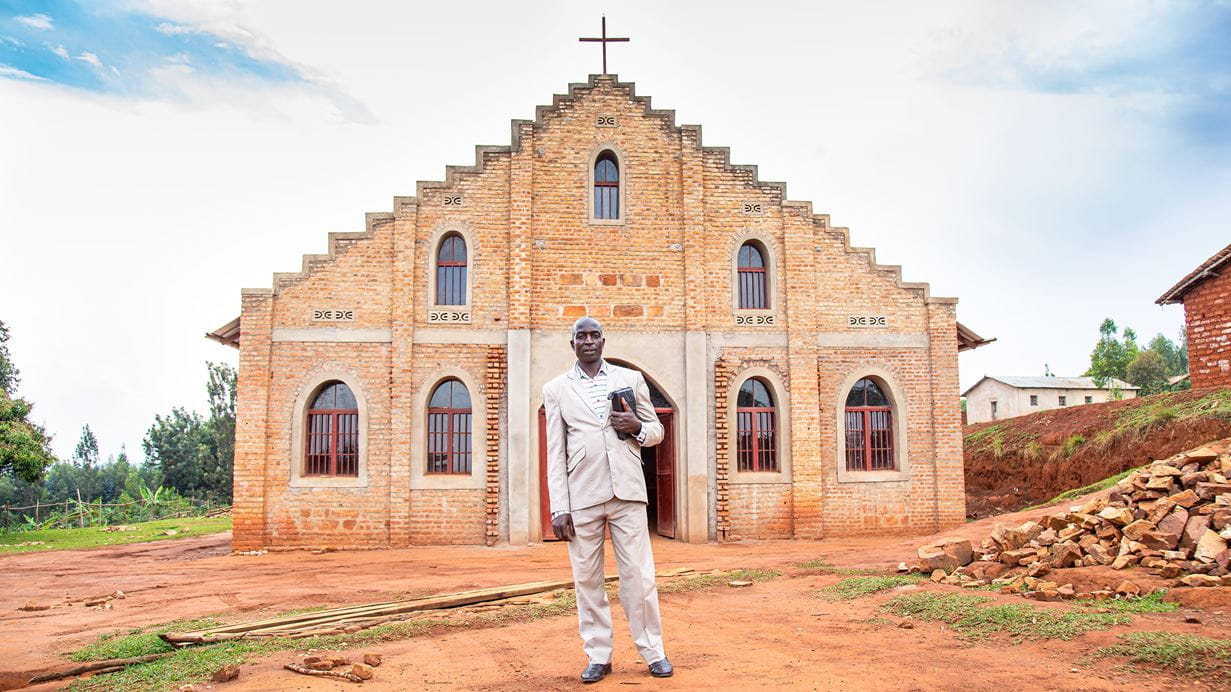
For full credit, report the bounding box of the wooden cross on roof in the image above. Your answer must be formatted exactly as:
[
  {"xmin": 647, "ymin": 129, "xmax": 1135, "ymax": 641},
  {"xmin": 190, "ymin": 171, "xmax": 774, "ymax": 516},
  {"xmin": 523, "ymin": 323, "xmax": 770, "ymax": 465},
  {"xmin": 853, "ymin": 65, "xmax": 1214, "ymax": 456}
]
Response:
[{"xmin": 579, "ymin": 16, "xmax": 629, "ymax": 75}]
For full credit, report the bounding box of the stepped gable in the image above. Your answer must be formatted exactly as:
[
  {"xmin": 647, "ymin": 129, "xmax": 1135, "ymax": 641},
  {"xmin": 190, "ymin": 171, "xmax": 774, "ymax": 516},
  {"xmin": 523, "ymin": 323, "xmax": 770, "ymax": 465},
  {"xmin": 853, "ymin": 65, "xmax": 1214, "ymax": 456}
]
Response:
[{"xmin": 244, "ymin": 74, "xmax": 953, "ymax": 305}]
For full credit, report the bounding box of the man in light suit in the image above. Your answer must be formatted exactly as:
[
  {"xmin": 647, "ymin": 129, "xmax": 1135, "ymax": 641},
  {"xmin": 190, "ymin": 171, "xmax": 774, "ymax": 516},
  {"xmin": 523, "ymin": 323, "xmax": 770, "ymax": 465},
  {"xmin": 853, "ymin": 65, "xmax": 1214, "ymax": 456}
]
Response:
[{"xmin": 544, "ymin": 317, "xmax": 673, "ymax": 683}]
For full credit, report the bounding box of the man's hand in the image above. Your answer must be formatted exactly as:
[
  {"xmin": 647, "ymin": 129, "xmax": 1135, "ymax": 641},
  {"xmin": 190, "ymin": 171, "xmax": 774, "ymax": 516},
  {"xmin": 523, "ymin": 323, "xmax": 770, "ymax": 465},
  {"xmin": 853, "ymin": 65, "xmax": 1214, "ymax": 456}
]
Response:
[
  {"xmin": 552, "ymin": 513, "xmax": 576, "ymax": 542},
  {"xmin": 609, "ymin": 396, "xmax": 643, "ymax": 435}
]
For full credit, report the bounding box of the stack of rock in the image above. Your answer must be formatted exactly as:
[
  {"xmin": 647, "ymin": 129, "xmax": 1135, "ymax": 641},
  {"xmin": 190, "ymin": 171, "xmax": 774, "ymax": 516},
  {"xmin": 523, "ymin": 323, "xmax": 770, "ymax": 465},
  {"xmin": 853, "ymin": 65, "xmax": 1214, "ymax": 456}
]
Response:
[{"xmin": 914, "ymin": 445, "xmax": 1231, "ymax": 599}]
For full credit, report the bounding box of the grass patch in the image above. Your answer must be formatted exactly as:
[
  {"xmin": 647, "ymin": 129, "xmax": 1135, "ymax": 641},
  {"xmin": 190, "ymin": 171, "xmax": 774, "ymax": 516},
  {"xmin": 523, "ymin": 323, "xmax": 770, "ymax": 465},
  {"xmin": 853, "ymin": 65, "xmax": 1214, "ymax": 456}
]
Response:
[
  {"xmin": 70, "ymin": 640, "xmax": 274, "ymax": 691},
  {"xmin": 0, "ymin": 517, "xmax": 231, "ymax": 554},
  {"xmin": 658, "ymin": 568, "xmax": 779, "ymax": 594},
  {"xmin": 796, "ymin": 559, "xmax": 881, "ymax": 576},
  {"xmin": 1092, "ymin": 631, "xmax": 1231, "ymax": 678},
  {"xmin": 1057, "ymin": 433, "xmax": 1086, "ymax": 458},
  {"xmin": 70, "ymin": 619, "xmax": 219, "ymax": 662},
  {"xmin": 1091, "ymin": 429, "xmax": 1114, "ymax": 448},
  {"xmin": 816, "ymin": 575, "xmax": 924, "ymax": 601},
  {"xmin": 1077, "ymin": 591, "xmax": 1180, "ymax": 615},
  {"xmin": 1113, "ymin": 389, "xmax": 1231, "ymax": 440},
  {"xmin": 964, "ymin": 424, "xmax": 1004, "ymax": 451},
  {"xmin": 882, "ymin": 592, "xmax": 1129, "ymax": 642},
  {"xmin": 1026, "ymin": 465, "xmax": 1145, "ymax": 509},
  {"xmin": 1023, "ymin": 440, "xmax": 1043, "ymax": 460}
]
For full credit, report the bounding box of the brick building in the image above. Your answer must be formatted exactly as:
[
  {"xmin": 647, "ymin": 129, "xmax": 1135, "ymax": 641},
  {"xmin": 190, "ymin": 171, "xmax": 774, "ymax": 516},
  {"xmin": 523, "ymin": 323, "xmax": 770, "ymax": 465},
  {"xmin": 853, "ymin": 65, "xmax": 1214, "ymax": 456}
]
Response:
[
  {"xmin": 1158, "ymin": 243, "xmax": 1231, "ymax": 388},
  {"xmin": 208, "ymin": 75, "xmax": 990, "ymax": 550}
]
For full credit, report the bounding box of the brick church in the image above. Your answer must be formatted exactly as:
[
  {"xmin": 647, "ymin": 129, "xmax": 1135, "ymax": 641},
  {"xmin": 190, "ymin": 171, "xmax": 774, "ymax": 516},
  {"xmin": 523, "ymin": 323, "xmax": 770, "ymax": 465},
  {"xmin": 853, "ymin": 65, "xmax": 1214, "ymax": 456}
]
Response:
[{"xmin": 208, "ymin": 74, "xmax": 990, "ymax": 551}]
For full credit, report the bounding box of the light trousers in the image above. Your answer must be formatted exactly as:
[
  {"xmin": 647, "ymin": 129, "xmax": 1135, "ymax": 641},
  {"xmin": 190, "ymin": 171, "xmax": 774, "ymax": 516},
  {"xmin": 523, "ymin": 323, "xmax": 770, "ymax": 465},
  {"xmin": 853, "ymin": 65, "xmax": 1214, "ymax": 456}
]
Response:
[{"xmin": 566, "ymin": 497, "xmax": 665, "ymax": 665}]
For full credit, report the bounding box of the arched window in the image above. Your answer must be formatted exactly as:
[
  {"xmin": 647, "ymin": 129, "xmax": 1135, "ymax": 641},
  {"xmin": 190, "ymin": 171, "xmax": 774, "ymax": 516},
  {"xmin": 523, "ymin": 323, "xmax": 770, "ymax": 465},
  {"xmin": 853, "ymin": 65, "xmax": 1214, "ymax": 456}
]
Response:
[
  {"xmin": 594, "ymin": 150, "xmax": 619, "ymax": 220},
  {"xmin": 844, "ymin": 378, "xmax": 894, "ymax": 471},
  {"xmin": 435, "ymin": 233, "xmax": 467, "ymax": 306},
  {"xmin": 736, "ymin": 378, "xmax": 777, "ymax": 472},
  {"xmin": 306, "ymin": 381, "xmax": 359, "ymax": 477},
  {"xmin": 427, "ymin": 379, "xmax": 472, "ymax": 474},
  {"xmin": 737, "ymin": 241, "xmax": 768, "ymax": 309}
]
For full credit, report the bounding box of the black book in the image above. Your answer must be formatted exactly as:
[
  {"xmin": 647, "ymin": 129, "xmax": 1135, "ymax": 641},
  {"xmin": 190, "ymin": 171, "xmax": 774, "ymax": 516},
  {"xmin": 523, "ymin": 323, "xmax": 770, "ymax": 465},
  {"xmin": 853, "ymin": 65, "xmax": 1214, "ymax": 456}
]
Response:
[{"xmin": 608, "ymin": 387, "xmax": 637, "ymax": 440}]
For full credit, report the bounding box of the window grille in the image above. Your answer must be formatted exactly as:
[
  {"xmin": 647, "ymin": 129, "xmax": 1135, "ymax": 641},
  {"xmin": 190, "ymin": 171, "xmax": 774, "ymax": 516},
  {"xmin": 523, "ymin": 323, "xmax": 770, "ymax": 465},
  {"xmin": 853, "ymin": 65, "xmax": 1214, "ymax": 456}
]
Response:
[
  {"xmin": 844, "ymin": 377, "xmax": 894, "ymax": 472},
  {"xmin": 594, "ymin": 151, "xmax": 619, "ymax": 219},
  {"xmin": 737, "ymin": 242, "xmax": 768, "ymax": 309},
  {"xmin": 427, "ymin": 379, "xmax": 472, "ymax": 474},
  {"xmin": 435, "ymin": 234, "xmax": 468, "ymax": 305},
  {"xmin": 736, "ymin": 378, "xmax": 777, "ymax": 472},
  {"xmin": 305, "ymin": 381, "xmax": 359, "ymax": 476}
]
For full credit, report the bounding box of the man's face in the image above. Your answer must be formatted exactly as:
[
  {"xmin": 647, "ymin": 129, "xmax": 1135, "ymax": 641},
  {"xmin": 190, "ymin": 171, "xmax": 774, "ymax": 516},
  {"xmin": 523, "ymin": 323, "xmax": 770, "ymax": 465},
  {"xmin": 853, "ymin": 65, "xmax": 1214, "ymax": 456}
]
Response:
[{"xmin": 571, "ymin": 326, "xmax": 604, "ymax": 364}]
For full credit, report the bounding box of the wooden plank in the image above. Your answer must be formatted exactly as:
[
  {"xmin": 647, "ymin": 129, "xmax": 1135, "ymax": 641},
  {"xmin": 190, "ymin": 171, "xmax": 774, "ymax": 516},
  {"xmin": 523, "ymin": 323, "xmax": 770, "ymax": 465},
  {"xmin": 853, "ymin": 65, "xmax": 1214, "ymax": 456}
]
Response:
[
  {"xmin": 162, "ymin": 576, "xmax": 610, "ymax": 643},
  {"xmin": 235, "ymin": 578, "xmax": 607, "ymax": 636}
]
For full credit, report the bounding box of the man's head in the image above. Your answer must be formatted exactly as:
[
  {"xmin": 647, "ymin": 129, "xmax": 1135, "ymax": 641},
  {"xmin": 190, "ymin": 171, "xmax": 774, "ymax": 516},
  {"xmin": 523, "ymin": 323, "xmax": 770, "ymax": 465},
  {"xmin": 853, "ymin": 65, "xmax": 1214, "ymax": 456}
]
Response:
[{"xmin": 570, "ymin": 317, "xmax": 604, "ymax": 365}]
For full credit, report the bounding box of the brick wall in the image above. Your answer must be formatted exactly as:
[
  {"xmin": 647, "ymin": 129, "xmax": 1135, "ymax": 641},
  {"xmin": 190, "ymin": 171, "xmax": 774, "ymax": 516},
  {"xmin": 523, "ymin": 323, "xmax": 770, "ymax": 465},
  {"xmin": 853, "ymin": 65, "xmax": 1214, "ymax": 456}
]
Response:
[
  {"xmin": 1184, "ymin": 270, "xmax": 1231, "ymax": 388},
  {"xmin": 727, "ymin": 484, "xmax": 793, "ymax": 539},
  {"xmin": 408, "ymin": 489, "xmax": 487, "ymax": 545}
]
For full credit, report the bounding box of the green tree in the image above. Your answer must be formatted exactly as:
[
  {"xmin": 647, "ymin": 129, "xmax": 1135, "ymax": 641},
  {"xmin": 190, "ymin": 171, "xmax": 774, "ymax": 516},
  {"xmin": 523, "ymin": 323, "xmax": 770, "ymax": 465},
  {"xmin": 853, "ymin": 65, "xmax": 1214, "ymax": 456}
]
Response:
[
  {"xmin": 140, "ymin": 362, "xmax": 237, "ymax": 504},
  {"xmin": 1085, "ymin": 318, "xmax": 1139, "ymax": 387},
  {"xmin": 72, "ymin": 424, "xmax": 99, "ymax": 468},
  {"xmin": 1146, "ymin": 333, "xmax": 1186, "ymax": 377},
  {"xmin": 1126, "ymin": 349, "xmax": 1169, "ymax": 395},
  {"xmin": 203, "ymin": 362, "xmax": 236, "ymax": 501},
  {"xmin": 0, "ymin": 320, "xmax": 18, "ymax": 396},
  {"xmin": 1176, "ymin": 329, "xmax": 1189, "ymax": 374},
  {"xmin": 143, "ymin": 407, "xmax": 210, "ymax": 498},
  {"xmin": 0, "ymin": 321, "xmax": 55, "ymax": 483}
]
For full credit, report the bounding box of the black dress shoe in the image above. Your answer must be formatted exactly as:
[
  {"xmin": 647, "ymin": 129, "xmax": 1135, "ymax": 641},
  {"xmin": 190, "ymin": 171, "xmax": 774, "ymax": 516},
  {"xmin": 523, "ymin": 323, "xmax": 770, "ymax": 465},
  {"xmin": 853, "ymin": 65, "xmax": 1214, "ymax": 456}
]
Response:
[
  {"xmin": 648, "ymin": 657, "xmax": 673, "ymax": 678},
  {"xmin": 582, "ymin": 662, "xmax": 612, "ymax": 683}
]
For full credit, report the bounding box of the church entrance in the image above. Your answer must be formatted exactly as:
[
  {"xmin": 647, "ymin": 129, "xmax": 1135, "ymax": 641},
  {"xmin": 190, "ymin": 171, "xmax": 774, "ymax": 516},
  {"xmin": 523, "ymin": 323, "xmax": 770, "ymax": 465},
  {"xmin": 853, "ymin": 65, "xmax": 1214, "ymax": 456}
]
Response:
[{"xmin": 538, "ymin": 366, "xmax": 676, "ymax": 541}]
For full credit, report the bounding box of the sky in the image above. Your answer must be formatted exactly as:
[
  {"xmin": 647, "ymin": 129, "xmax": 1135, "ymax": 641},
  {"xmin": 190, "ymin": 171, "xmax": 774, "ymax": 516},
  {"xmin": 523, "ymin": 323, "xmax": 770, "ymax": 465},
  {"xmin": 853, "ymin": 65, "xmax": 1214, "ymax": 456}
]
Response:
[{"xmin": 0, "ymin": 0, "xmax": 1227, "ymax": 462}]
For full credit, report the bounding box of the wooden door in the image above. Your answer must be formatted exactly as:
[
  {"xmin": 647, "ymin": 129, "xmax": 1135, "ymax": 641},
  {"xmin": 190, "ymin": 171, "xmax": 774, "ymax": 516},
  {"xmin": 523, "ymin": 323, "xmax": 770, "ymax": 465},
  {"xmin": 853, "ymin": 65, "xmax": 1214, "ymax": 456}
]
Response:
[
  {"xmin": 655, "ymin": 410, "xmax": 675, "ymax": 538},
  {"xmin": 538, "ymin": 407, "xmax": 558, "ymax": 540}
]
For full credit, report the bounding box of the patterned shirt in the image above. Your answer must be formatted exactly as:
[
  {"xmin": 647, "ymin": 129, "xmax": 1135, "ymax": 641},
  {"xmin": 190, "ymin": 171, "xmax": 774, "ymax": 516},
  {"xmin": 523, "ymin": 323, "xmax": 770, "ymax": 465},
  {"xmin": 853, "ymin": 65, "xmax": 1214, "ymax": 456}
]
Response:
[{"xmin": 574, "ymin": 359, "xmax": 612, "ymax": 421}]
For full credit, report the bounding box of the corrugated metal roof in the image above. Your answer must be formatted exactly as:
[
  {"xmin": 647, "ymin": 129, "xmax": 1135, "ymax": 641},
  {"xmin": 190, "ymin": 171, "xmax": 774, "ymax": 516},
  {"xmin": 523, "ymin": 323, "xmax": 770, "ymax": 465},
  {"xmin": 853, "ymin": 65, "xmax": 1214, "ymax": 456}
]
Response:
[{"xmin": 980, "ymin": 375, "xmax": 1139, "ymax": 391}]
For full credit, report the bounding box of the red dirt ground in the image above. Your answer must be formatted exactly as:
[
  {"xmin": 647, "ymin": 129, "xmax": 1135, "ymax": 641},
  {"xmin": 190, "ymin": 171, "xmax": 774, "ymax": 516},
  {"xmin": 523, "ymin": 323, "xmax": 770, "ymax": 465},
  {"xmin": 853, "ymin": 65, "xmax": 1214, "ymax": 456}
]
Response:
[
  {"xmin": 3, "ymin": 491, "xmax": 1226, "ymax": 691},
  {"xmin": 964, "ymin": 387, "xmax": 1231, "ymax": 518}
]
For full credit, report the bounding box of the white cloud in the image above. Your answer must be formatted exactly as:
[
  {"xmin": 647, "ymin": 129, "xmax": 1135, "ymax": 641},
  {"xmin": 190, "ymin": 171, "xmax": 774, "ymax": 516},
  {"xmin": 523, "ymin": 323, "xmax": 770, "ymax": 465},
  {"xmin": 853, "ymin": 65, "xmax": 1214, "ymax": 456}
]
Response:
[
  {"xmin": 76, "ymin": 52, "xmax": 103, "ymax": 69},
  {"xmin": 0, "ymin": 64, "xmax": 46, "ymax": 80},
  {"xmin": 51, "ymin": 44, "xmax": 69, "ymax": 60},
  {"xmin": 155, "ymin": 22, "xmax": 196, "ymax": 36},
  {"xmin": 15, "ymin": 13, "xmax": 53, "ymax": 31}
]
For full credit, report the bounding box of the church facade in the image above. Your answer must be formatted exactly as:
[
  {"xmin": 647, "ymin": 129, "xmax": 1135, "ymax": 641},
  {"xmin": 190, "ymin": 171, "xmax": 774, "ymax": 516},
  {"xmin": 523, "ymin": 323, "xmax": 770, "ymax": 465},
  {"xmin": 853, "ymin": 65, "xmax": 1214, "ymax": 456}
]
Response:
[{"xmin": 209, "ymin": 75, "xmax": 986, "ymax": 550}]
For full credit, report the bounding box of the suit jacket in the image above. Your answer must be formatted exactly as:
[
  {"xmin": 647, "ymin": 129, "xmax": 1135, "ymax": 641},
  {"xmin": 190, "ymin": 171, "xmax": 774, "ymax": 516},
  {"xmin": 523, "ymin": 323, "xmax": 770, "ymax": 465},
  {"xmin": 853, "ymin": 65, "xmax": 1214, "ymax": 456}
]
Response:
[{"xmin": 543, "ymin": 363, "xmax": 665, "ymax": 515}]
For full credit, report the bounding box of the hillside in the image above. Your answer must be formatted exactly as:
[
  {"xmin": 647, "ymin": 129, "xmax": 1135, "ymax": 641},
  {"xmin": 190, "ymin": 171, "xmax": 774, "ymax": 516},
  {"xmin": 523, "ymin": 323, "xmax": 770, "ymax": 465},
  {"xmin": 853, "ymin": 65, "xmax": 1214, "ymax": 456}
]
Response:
[{"xmin": 963, "ymin": 386, "xmax": 1231, "ymax": 517}]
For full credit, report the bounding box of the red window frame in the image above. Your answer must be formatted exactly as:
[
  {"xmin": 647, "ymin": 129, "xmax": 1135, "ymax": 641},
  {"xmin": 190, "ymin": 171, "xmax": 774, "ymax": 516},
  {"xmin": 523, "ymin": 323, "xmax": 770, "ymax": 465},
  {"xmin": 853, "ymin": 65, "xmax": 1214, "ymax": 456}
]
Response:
[
  {"xmin": 736, "ymin": 379, "xmax": 777, "ymax": 472},
  {"xmin": 435, "ymin": 234, "xmax": 467, "ymax": 306},
  {"xmin": 737, "ymin": 242, "xmax": 768, "ymax": 310},
  {"xmin": 427, "ymin": 381, "xmax": 472, "ymax": 474},
  {"xmin": 305, "ymin": 409, "xmax": 359, "ymax": 477},
  {"xmin": 594, "ymin": 152, "xmax": 619, "ymax": 220},
  {"xmin": 844, "ymin": 378, "xmax": 894, "ymax": 472}
]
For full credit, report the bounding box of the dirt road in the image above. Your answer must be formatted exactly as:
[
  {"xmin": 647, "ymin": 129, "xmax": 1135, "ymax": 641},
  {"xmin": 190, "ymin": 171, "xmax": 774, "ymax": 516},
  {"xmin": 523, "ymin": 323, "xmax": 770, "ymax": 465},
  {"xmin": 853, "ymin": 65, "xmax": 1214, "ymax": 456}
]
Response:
[{"xmin": 1, "ymin": 498, "xmax": 1217, "ymax": 690}]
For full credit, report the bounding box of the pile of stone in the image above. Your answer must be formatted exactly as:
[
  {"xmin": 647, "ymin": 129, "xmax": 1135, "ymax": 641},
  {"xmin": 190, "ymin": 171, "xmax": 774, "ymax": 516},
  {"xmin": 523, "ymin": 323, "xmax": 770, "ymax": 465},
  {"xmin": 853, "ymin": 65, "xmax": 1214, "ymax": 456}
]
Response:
[{"xmin": 914, "ymin": 444, "xmax": 1231, "ymax": 599}]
